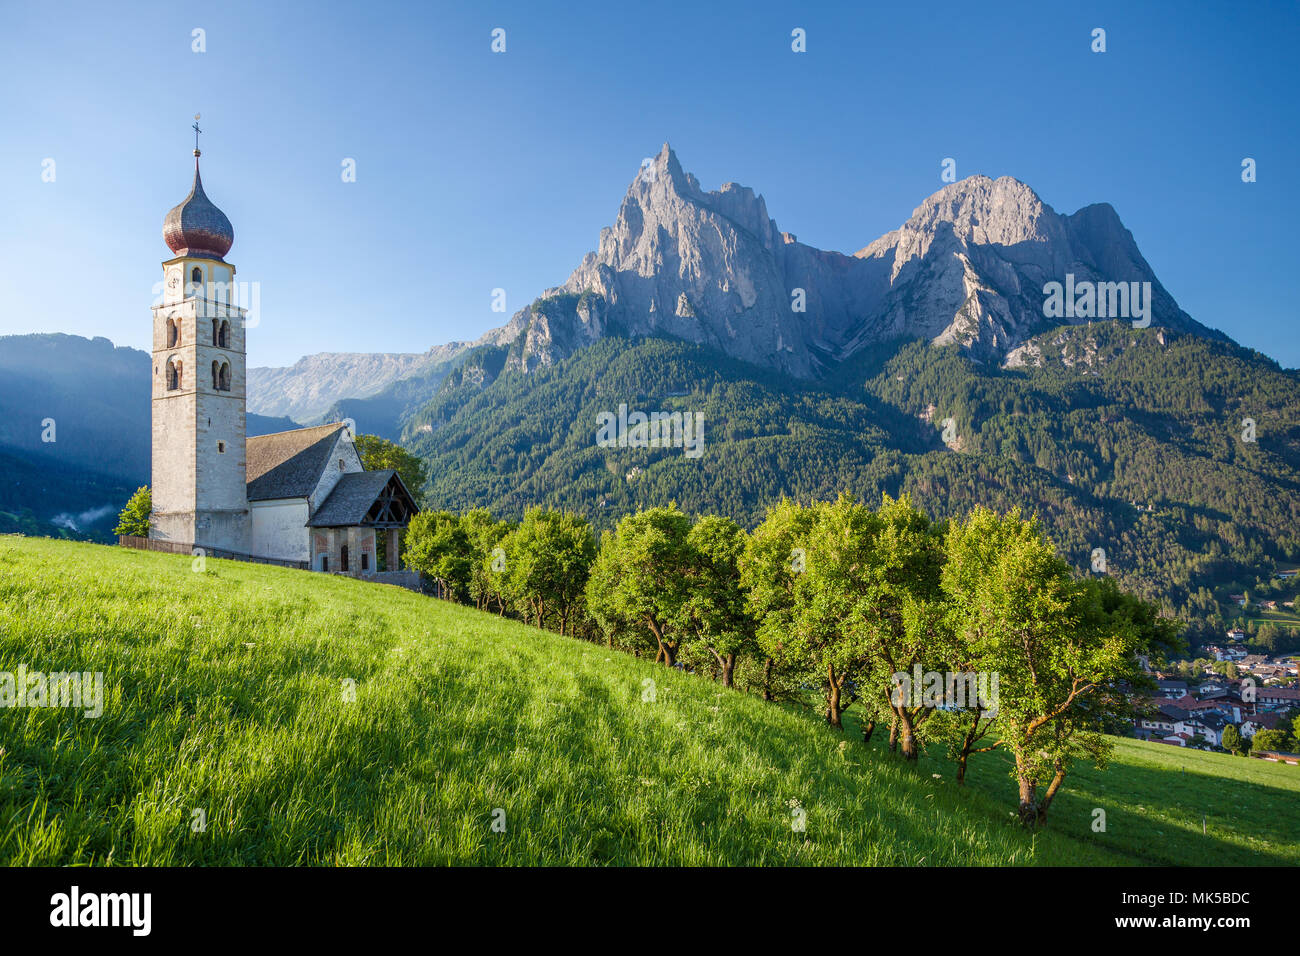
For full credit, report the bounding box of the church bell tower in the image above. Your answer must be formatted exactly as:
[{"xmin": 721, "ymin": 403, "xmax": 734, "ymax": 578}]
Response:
[{"xmin": 149, "ymin": 119, "xmax": 251, "ymax": 553}]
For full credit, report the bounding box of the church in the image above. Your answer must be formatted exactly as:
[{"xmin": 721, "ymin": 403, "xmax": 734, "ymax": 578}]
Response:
[{"xmin": 146, "ymin": 133, "xmax": 419, "ymax": 575}]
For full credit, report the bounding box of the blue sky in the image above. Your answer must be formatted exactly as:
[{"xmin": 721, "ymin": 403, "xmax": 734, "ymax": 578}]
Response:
[{"xmin": 1, "ymin": 0, "xmax": 1296, "ymax": 369}]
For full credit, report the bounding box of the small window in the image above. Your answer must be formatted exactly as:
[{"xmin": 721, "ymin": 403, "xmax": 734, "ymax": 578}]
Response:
[
  {"xmin": 166, "ymin": 357, "xmax": 182, "ymax": 390},
  {"xmin": 167, "ymin": 318, "xmax": 179, "ymax": 348},
  {"xmin": 361, "ymin": 553, "xmax": 369, "ymax": 571},
  {"xmin": 338, "ymin": 458, "xmax": 345, "ymax": 470},
  {"xmin": 191, "ymin": 266, "xmax": 202, "ymax": 285},
  {"xmin": 217, "ymin": 441, "xmax": 226, "ymax": 454},
  {"xmin": 218, "ymin": 320, "xmax": 231, "ymax": 349}
]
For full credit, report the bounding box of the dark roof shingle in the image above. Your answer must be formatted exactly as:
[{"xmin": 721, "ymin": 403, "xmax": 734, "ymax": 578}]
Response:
[
  {"xmin": 308, "ymin": 470, "xmax": 398, "ymax": 527},
  {"xmin": 246, "ymin": 422, "xmax": 347, "ymax": 501}
]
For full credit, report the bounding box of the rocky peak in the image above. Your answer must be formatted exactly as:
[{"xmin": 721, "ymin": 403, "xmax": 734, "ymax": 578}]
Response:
[{"xmin": 480, "ymin": 152, "xmax": 1226, "ymax": 379}]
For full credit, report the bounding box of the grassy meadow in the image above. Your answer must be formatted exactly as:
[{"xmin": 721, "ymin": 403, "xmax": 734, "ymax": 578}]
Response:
[{"xmin": 0, "ymin": 535, "xmax": 1296, "ymax": 866}]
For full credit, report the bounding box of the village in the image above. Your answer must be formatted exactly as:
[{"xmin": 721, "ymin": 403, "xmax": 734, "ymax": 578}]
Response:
[{"xmin": 1132, "ymin": 610, "xmax": 1300, "ymax": 763}]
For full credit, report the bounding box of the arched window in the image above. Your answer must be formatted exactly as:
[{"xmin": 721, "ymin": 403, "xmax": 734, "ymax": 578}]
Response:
[
  {"xmin": 211, "ymin": 360, "xmax": 220, "ymax": 390},
  {"xmin": 212, "ymin": 318, "xmax": 219, "ymax": 346},
  {"xmin": 218, "ymin": 320, "xmax": 231, "ymax": 349},
  {"xmin": 166, "ymin": 357, "xmax": 181, "ymax": 390},
  {"xmin": 191, "ymin": 266, "xmax": 202, "ymax": 286},
  {"xmin": 219, "ymin": 362, "xmax": 231, "ymax": 392},
  {"xmin": 166, "ymin": 318, "xmax": 179, "ymax": 348}
]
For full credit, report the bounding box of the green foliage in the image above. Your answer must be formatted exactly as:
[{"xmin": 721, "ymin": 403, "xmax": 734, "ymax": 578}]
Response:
[
  {"xmin": 460, "ymin": 507, "xmax": 513, "ymax": 613},
  {"xmin": 503, "ymin": 508, "xmax": 596, "ymax": 634},
  {"xmin": 586, "ymin": 506, "xmax": 695, "ymax": 662},
  {"xmin": 354, "ymin": 433, "xmax": 429, "ymax": 503},
  {"xmin": 112, "ymin": 486, "xmax": 151, "ymax": 538},
  {"xmin": 1251, "ymin": 729, "xmax": 1291, "ymax": 753},
  {"xmin": 1221, "ymin": 723, "xmax": 1244, "ymax": 754},
  {"xmin": 677, "ymin": 515, "xmax": 754, "ymax": 686},
  {"xmin": 400, "ymin": 326, "xmax": 1300, "ymax": 650},
  {"xmin": 403, "ymin": 510, "xmax": 471, "ymax": 599},
  {"xmin": 2, "ymin": 537, "xmax": 1297, "ymax": 866}
]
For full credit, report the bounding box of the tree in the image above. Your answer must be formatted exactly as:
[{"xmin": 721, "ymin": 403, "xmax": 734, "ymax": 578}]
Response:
[
  {"xmin": 678, "ymin": 515, "xmax": 754, "ymax": 688},
  {"xmin": 1251, "ymin": 728, "xmax": 1290, "ymax": 753},
  {"xmin": 973, "ymin": 515, "xmax": 1179, "ymax": 826},
  {"xmin": 505, "ymin": 508, "xmax": 595, "ymax": 635},
  {"xmin": 586, "ymin": 507, "xmax": 693, "ymax": 665},
  {"xmin": 768, "ymin": 493, "xmax": 944, "ymax": 751},
  {"xmin": 403, "ymin": 510, "xmax": 471, "ymax": 599},
  {"xmin": 1221, "ymin": 723, "xmax": 1244, "ymax": 754},
  {"xmin": 460, "ymin": 508, "xmax": 512, "ymax": 614},
  {"xmin": 354, "ymin": 434, "xmax": 429, "ymax": 504},
  {"xmin": 113, "ymin": 487, "xmax": 151, "ymax": 538},
  {"xmin": 765, "ymin": 495, "xmax": 871, "ymax": 731},
  {"xmin": 741, "ymin": 498, "xmax": 820, "ymax": 703}
]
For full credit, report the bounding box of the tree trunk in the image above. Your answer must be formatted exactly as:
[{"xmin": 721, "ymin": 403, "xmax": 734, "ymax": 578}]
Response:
[
  {"xmin": 897, "ymin": 711, "xmax": 920, "ymax": 761},
  {"xmin": 712, "ymin": 651, "xmax": 736, "ymax": 689},
  {"xmin": 888, "ymin": 717, "xmax": 899, "ymax": 752},
  {"xmin": 861, "ymin": 720, "xmax": 876, "ymax": 744},
  {"xmin": 1015, "ymin": 754, "xmax": 1038, "ymax": 827},
  {"xmin": 825, "ymin": 663, "xmax": 844, "ymax": 728},
  {"xmin": 647, "ymin": 617, "xmax": 670, "ymax": 666},
  {"xmin": 1037, "ymin": 764, "xmax": 1068, "ymax": 826},
  {"xmin": 761, "ymin": 658, "xmax": 774, "ymax": 701},
  {"xmin": 956, "ymin": 718, "xmax": 978, "ymax": 784}
]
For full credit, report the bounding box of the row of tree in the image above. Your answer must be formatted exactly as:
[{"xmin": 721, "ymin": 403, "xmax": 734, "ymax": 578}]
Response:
[{"xmin": 403, "ymin": 492, "xmax": 1183, "ymax": 827}]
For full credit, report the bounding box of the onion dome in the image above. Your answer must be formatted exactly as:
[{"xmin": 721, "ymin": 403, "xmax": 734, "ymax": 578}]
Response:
[{"xmin": 162, "ymin": 155, "xmax": 234, "ymax": 260}]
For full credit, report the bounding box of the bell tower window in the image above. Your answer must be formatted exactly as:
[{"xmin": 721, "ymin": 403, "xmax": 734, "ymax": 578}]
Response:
[
  {"xmin": 191, "ymin": 266, "xmax": 202, "ymax": 286},
  {"xmin": 166, "ymin": 357, "xmax": 182, "ymax": 391}
]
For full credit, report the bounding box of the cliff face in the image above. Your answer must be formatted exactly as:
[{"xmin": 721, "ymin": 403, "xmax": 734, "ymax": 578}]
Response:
[
  {"xmin": 250, "ymin": 144, "xmax": 1224, "ymax": 412},
  {"xmin": 482, "ymin": 144, "xmax": 1219, "ymax": 377}
]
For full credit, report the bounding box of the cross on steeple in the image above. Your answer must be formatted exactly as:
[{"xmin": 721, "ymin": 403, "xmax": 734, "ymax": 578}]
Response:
[{"xmin": 192, "ymin": 114, "xmax": 202, "ymax": 156}]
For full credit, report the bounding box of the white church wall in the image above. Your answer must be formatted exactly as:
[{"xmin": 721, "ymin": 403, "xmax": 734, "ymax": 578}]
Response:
[
  {"xmin": 308, "ymin": 432, "xmax": 365, "ymax": 512},
  {"xmin": 250, "ymin": 499, "xmax": 310, "ymax": 562}
]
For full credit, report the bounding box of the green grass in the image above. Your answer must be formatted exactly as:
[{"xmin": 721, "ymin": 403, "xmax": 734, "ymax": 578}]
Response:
[{"xmin": 1, "ymin": 536, "xmax": 1296, "ymax": 866}]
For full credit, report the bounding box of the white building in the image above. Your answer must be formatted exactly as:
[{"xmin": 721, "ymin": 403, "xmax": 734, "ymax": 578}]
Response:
[{"xmin": 146, "ymin": 137, "xmax": 418, "ymax": 573}]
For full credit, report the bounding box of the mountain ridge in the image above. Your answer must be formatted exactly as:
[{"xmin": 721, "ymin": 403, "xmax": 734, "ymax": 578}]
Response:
[{"xmin": 252, "ymin": 146, "xmax": 1230, "ymax": 416}]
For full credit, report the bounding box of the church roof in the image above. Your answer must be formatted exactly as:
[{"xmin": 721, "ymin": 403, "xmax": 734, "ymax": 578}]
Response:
[
  {"xmin": 308, "ymin": 470, "xmax": 419, "ymax": 528},
  {"xmin": 246, "ymin": 422, "xmax": 349, "ymax": 502},
  {"xmin": 163, "ymin": 157, "xmax": 234, "ymax": 261}
]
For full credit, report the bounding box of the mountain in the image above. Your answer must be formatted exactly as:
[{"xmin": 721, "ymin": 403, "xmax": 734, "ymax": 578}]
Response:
[
  {"xmin": 247, "ymin": 343, "xmax": 468, "ymax": 423},
  {"xmin": 468, "ymin": 144, "xmax": 1225, "ymax": 379},
  {"xmin": 402, "ymin": 325, "xmax": 1300, "ymax": 646},
  {"xmin": 0, "ymin": 333, "xmax": 297, "ymax": 539},
  {"xmin": 245, "ymin": 146, "xmax": 1224, "ymax": 423},
  {"xmin": 12, "ymin": 148, "xmax": 1296, "ymax": 646}
]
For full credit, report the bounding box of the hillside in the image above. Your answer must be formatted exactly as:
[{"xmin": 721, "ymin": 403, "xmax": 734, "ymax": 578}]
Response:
[
  {"xmin": 248, "ymin": 343, "xmax": 469, "ymax": 424},
  {"xmin": 399, "ymin": 325, "xmax": 1300, "ymax": 640},
  {"xmin": 1, "ymin": 536, "xmax": 1295, "ymax": 866},
  {"xmin": 0, "ymin": 333, "xmax": 298, "ymax": 540}
]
